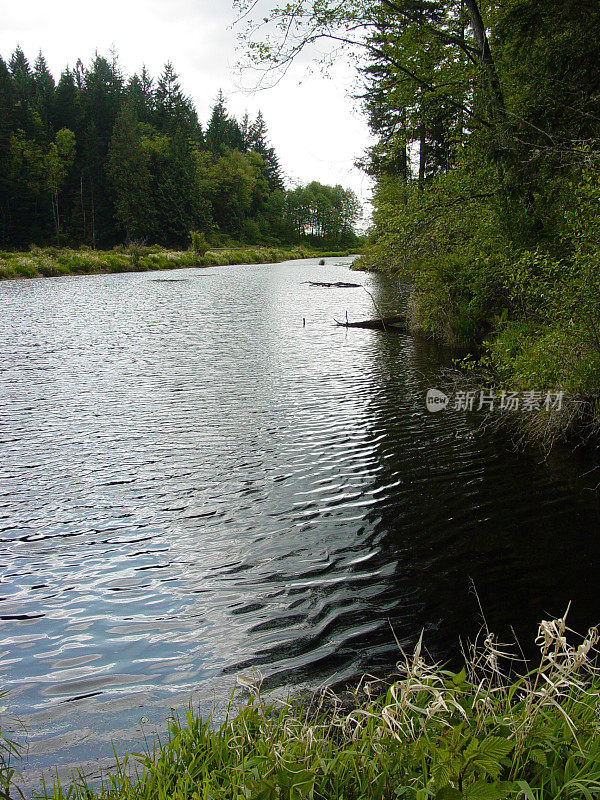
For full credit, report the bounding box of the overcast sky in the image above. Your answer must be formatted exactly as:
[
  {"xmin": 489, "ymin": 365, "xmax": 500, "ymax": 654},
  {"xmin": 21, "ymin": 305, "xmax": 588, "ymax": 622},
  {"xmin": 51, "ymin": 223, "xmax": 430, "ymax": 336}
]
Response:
[{"xmin": 1, "ymin": 0, "xmax": 374, "ymax": 222}]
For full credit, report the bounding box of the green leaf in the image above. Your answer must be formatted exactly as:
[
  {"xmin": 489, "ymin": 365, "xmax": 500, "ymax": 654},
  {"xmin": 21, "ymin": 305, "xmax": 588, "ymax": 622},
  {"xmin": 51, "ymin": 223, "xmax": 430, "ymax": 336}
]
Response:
[
  {"xmin": 464, "ymin": 781, "xmax": 515, "ymax": 800},
  {"xmin": 452, "ymin": 668, "xmax": 468, "ymax": 686},
  {"xmin": 432, "ymin": 760, "xmax": 454, "ymax": 790},
  {"xmin": 528, "ymin": 749, "xmax": 547, "ymax": 768},
  {"xmin": 516, "ymin": 780, "xmax": 536, "ymax": 800},
  {"xmin": 477, "ymin": 737, "xmax": 514, "ymax": 762},
  {"xmin": 435, "ymin": 788, "xmax": 462, "ymax": 800}
]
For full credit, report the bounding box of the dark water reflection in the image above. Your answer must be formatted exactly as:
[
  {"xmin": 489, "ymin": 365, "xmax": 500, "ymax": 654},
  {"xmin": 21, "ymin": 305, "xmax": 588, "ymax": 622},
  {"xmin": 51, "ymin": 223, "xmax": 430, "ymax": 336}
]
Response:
[{"xmin": 0, "ymin": 257, "xmax": 599, "ymax": 788}]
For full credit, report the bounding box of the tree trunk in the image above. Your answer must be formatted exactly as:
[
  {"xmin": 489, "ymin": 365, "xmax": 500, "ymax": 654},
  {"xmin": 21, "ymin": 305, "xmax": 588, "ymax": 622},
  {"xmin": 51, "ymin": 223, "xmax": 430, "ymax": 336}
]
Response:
[
  {"xmin": 80, "ymin": 173, "xmax": 86, "ymax": 242},
  {"xmin": 418, "ymin": 104, "xmax": 426, "ymax": 189},
  {"xmin": 464, "ymin": 0, "xmax": 505, "ymax": 120},
  {"xmin": 90, "ymin": 176, "xmax": 96, "ymax": 249}
]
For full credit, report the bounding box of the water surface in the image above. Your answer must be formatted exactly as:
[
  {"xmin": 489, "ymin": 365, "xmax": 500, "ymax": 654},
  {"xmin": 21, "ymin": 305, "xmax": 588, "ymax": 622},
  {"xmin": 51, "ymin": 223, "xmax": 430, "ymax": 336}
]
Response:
[{"xmin": 1, "ymin": 256, "xmax": 599, "ymax": 788}]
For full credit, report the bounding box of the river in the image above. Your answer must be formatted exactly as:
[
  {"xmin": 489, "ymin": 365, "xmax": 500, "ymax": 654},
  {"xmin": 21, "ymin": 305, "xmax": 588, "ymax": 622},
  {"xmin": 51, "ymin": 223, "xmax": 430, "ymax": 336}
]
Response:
[{"xmin": 1, "ymin": 256, "xmax": 599, "ymax": 790}]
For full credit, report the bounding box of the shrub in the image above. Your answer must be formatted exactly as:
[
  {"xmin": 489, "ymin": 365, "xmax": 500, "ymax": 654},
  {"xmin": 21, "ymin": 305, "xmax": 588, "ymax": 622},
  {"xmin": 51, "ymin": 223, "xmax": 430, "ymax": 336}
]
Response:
[{"xmin": 190, "ymin": 231, "xmax": 209, "ymax": 256}]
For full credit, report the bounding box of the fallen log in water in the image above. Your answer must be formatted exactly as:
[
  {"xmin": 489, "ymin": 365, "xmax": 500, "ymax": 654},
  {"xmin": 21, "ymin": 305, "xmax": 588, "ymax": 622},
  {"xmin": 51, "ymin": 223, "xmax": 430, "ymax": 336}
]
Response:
[
  {"xmin": 302, "ymin": 281, "xmax": 362, "ymax": 288},
  {"xmin": 334, "ymin": 314, "xmax": 408, "ymax": 332}
]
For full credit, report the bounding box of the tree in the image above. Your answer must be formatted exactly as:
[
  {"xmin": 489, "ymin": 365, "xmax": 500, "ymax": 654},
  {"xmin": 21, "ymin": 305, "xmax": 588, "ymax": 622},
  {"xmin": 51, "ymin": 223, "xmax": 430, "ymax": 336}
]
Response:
[
  {"xmin": 248, "ymin": 111, "xmax": 284, "ymax": 190},
  {"xmin": 33, "ymin": 52, "xmax": 55, "ymax": 132},
  {"xmin": 151, "ymin": 127, "xmax": 206, "ymax": 244},
  {"xmin": 45, "ymin": 128, "xmax": 75, "ymax": 246},
  {"xmin": 154, "ymin": 62, "xmax": 201, "ymax": 140},
  {"xmin": 205, "ymin": 91, "xmax": 243, "ymax": 154},
  {"xmin": 125, "ymin": 67, "xmax": 155, "ymax": 125},
  {"xmin": 0, "ymin": 45, "xmax": 361, "ymax": 249},
  {"xmin": 284, "ymin": 182, "xmax": 361, "ymax": 247},
  {"xmin": 107, "ymin": 105, "xmax": 153, "ymax": 241}
]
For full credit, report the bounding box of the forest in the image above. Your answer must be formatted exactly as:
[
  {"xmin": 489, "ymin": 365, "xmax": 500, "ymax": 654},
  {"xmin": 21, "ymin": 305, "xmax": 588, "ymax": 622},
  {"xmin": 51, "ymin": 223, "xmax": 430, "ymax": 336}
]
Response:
[
  {"xmin": 0, "ymin": 49, "xmax": 361, "ymax": 251},
  {"xmin": 237, "ymin": 0, "xmax": 600, "ymax": 441}
]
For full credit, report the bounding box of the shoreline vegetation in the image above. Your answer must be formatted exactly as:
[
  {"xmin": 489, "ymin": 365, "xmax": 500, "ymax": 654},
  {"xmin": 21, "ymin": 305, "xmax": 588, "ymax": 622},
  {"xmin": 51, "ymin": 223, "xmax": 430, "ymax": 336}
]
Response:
[
  {"xmin": 4, "ymin": 614, "xmax": 600, "ymax": 800},
  {"xmin": 233, "ymin": 0, "xmax": 600, "ymax": 450},
  {"xmin": 0, "ymin": 245, "xmax": 357, "ymax": 282}
]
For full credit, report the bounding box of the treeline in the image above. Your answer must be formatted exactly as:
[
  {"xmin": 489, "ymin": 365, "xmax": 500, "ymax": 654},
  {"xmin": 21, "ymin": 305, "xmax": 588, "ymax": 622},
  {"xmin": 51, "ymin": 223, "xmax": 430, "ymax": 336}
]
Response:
[
  {"xmin": 0, "ymin": 48, "xmax": 361, "ymax": 250},
  {"xmin": 356, "ymin": 0, "xmax": 600, "ymax": 413},
  {"xmin": 239, "ymin": 0, "xmax": 600, "ymax": 438}
]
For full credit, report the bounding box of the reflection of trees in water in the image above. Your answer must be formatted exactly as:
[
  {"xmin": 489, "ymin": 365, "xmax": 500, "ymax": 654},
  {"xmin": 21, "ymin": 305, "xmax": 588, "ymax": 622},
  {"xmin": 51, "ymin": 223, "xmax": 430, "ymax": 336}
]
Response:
[
  {"xmin": 224, "ymin": 272, "xmax": 600, "ymax": 689},
  {"xmin": 343, "ymin": 274, "xmax": 600, "ymax": 670}
]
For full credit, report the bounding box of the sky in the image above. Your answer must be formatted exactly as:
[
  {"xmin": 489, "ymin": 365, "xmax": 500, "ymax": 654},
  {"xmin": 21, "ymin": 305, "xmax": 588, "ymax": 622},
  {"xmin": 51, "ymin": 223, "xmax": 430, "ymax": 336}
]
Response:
[{"xmin": 0, "ymin": 0, "xmax": 375, "ymax": 224}]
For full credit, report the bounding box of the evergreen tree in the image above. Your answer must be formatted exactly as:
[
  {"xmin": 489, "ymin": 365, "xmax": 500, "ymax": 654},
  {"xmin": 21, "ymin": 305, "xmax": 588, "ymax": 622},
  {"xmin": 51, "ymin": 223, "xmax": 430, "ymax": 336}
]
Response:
[
  {"xmin": 125, "ymin": 69, "xmax": 155, "ymax": 125},
  {"xmin": 248, "ymin": 111, "xmax": 284, "ymax": 190},
  {"xmin": 53, "ymin": 68, "xmax": 80, "ymax": 133},
  {"xmin": 205, "ymin": 91, "xmax": 243, "ymax": 154},
  {"xmin": 9, "ymin": 46, "xmax": 33, "ymax": 103},
  {"xmin": 33, "ymin": 53, "xmax": 55, "ymax": 133},
  {"xmin": 107, "ymin": 105, "xmax": 153, "ymax": 241},
  {"xmin": 154, "ymin": 62, "xmax": 200, "ymax": 139},
  {"xmin": 0, "ymin": 46, "xmax": 359, "ymax": 248},
  {"xmin": 0, "ymin": 56, "xmax": 17, "ymax": 242}
]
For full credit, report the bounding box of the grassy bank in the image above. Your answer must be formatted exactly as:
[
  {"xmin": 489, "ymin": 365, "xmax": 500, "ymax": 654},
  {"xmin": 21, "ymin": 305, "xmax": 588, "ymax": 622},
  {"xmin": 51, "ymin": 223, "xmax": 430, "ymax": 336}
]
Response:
[
  {"xmin": 0, "ymin": 246, "xmax": 356, "ymax": 282},
  {"xmin": 3, "ymin": 615, "xmax": 599, "ymax": 800}
]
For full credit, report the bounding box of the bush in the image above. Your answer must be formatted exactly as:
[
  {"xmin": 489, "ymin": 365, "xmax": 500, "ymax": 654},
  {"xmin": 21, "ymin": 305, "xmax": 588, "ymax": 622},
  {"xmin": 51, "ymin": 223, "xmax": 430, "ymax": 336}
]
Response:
[{"xmin": 190, "ymin": 230, "xmax": 209, "ymax": 256}]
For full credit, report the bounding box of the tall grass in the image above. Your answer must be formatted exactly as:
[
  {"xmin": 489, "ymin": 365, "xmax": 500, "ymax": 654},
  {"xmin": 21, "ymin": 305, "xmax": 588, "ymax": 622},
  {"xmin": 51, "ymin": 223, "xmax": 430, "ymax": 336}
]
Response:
[
  {"xmin": 33, "ymin": 610, "xmax": 600, "ymax": 800},
  {"xmin": 0, "ymin": 246, "xmax": 354, "ymax": 282},
  {"xmin": 0, "ymin": 691, "xmax": 23, "ymax": 800}
]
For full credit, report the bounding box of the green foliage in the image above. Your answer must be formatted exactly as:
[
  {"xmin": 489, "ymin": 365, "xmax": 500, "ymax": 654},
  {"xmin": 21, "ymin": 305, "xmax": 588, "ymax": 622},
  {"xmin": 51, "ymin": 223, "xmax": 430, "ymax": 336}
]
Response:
[
  {"xmin": 233, "ymin": 0, "xmax": 599, "ymax": 434},
  {"xmin": 0, "ymin": 245, "xmax": 349, "ymax": 282},
  {"xmin": 107, "ymin": 106, "xmax": 154, "ymax": 241},
  {"xmin": 189, "ymin": 230, "xmax": 208, "ymax": 256},
  {"xmin": 285, "ymin": 181, "xmax": 361, "ymax": 249},
  {"xmin": 0, "ymin": 48, "xmax": 359, "ymax": 250},
  {"xmin": 34, "ymin": 618, "xmax": 600, "ymax": 800}
]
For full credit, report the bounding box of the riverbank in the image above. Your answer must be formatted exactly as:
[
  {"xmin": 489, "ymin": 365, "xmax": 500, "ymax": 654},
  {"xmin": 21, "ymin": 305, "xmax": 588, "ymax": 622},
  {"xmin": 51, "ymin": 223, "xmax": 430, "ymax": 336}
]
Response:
[
  {"xmin": 354, "ymin": 248, "xmax": 600, "ymax": 449},
  {"xmin": 6, "ymin": 615, "xmax": 600, "ymax": 799},
  {"xmin": 0, "ymin": 246, "xmax": 356, "ymax": 281}
]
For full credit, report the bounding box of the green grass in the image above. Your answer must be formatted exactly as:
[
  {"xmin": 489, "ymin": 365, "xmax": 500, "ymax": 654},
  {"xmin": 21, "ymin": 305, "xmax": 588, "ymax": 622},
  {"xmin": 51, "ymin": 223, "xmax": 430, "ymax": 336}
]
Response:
[
  {"xmin": 0, "ymin": 690, "xmax": 23, "ymax": 800},
  {"xmin": 8, "ymin": 613, "xmax": 598, "ymax": 800},
  {"xmin": 0, "ymin": 246, "xmax": 356, "ymax": 282}
]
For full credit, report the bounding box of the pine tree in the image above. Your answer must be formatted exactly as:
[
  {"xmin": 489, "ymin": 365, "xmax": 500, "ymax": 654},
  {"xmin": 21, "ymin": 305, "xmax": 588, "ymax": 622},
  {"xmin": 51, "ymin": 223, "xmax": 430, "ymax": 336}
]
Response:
[
  {"xmin": 53, "ymin": 68, "xmax": 80, "ymax": 133},
  {"xmin": 9, "ymin": 46, "xmax": 33, "ymax": 102},
  {"xmin": 205, "ymin": 91, "xmax": 243, "ymax": 154},
  {"xmin": 107, "ymin": 104, "xmax": 153, "ymax": 241},
  {"xmin": 33, "ymin": 53, "xmax": 55, "ymax": 133},
  {"xmin": 249, "ymin": 111, "xmax": 283, "ymax": 190},
  {"xmin": 154, "ymin": 62, "xmax": 200, "ymax": 139},
  {"xmin": 126, "ymin": 69, "xmax": 155, "ymax": 125}
]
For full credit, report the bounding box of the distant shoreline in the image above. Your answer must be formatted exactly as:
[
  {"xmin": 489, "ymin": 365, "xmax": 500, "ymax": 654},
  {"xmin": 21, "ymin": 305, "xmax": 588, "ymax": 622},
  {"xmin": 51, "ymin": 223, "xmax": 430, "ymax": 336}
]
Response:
[{"xmin": 0, "ymin": 246, "xmax": 358, "ymax": 282}]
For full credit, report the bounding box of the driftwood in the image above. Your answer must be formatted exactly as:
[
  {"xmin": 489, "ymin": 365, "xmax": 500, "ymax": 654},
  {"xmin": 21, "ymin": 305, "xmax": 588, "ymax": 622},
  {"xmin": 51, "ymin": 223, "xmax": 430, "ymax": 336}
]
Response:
[
  {"xmin": 302, "ymin": 281, "xmax": 362, "ymax": 288},
  {"xmin": 334, "ymin": 314, "xmax": 408, "ymax": 332}
]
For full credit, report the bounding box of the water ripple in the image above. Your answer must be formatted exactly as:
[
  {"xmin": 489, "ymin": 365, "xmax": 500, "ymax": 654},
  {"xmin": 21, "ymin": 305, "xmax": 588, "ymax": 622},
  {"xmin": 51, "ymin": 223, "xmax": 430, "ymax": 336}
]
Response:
[{"xmin": 1, "ymin": 258, "xmax": 599, "ymax": 788}]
